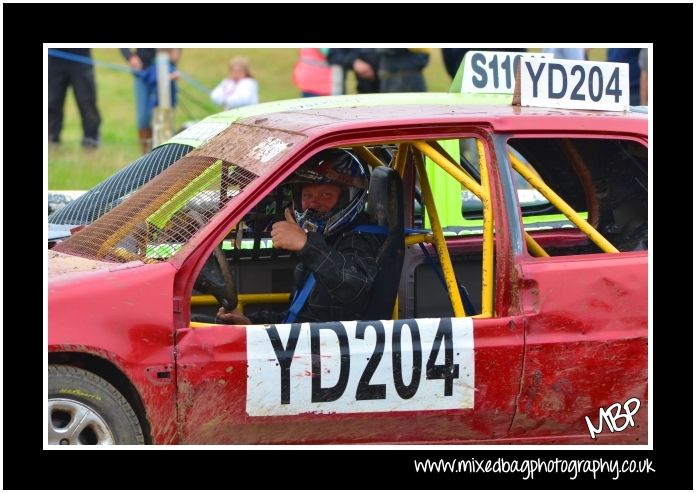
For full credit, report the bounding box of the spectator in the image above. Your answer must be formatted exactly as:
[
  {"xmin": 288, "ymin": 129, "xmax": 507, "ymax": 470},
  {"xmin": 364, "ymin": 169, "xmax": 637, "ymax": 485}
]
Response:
[
  {"xmin": 120, "ymin": 48, "xmax": 182, "ymax": 153},
  {"xmin": 638, "ymin": 48, "xmax": 648, "ymax": 105},
  {"xmin": 441, "ymin": 48, "xmax": 467, "ymax": 80},
  {"xmin": 210, "ymin": 56, "xmax": 259, "ymax": 110},
  {"xmin": 139, "ymin": 55, "xmax": 180, "ymax": 110},
  {"xmin": 377, "ymin": 48, "xmax": 430, "ymax": 92},
  {"xmin": 292, "ymin": 48, "xmax": 337, "ymax": 97},
  {"xmin": 48, "ymin": 48, "xmax": 101, "ymax": 149},
  {"xmin": 607, "ymin": 48, "xmax": 641, "ymax": 106},
  {"xmin": 327, "ymin": 48, "xmax": 380, "ymax": 94}
]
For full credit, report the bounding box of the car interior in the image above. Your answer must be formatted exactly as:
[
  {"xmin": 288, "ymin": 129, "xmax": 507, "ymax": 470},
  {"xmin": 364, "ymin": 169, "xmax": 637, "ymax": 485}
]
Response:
[{"xmin": 189, "ymin": 135, "xmax": 648, "ymax": 326}]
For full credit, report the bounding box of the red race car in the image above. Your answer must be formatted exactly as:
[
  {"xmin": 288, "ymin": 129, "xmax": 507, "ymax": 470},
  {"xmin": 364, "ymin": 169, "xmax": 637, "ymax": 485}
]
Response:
[{"xmin": 48, "ymin": 54, "xmax": 648, "ymax": 445}]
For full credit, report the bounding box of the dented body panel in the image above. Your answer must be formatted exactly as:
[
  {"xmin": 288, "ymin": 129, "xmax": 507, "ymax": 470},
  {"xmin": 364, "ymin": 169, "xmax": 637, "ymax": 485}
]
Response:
[
  {"xmin": 176, "ymin": 317, "xmax": 525, "ymax": 444},
  {"xmin": 511, "ymin": 252, "xmax": 648, "ymax": 443}
]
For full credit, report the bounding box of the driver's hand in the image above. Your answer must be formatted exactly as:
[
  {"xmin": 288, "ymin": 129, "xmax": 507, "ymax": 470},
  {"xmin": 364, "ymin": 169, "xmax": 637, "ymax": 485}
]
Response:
[
  {"xmin": 216, "ymin": 307, "xmax": 252, "ymax": 325},
  {"xmin": 271, "ymin": 208, "xmax": 307, "ymax": 251}
]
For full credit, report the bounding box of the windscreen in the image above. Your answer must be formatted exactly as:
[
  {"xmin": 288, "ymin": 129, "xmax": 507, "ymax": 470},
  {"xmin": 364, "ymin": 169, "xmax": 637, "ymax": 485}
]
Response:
[{"xmin": 53, "ymin": 123, "xmax": 306, "ymax": 263}]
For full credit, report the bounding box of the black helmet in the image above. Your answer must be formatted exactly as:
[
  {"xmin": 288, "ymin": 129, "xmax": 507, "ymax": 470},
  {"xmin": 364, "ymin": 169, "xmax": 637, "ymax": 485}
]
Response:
[{"xmin": 289, "ymin": 149, "xmax": 369, "ymax": 236}]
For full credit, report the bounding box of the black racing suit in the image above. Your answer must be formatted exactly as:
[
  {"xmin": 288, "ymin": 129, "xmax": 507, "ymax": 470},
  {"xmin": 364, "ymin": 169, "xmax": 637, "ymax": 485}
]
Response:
[{"xmin": 250, "ymin": 216, "xmax": 384, "ymax": 324}]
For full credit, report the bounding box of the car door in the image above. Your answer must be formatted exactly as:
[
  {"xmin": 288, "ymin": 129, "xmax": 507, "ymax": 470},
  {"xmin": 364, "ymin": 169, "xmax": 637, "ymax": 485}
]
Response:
[
  {"xmin": 174, "ymin": 128, "xmax": 526, "ymax": 444},
  {"xmin": 501, "ymin": 134, "xmax": 649, "ymax": 444}
]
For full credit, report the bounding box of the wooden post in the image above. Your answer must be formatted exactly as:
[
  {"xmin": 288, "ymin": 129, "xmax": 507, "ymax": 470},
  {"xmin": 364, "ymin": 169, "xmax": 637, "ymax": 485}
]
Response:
[
  {"xmin": 512, "ymin": 58, "xmax": 522, "ymax": 106},
  {"xmin": 152, "ymin": 49, "xmax": 175, "ymax": 147}
]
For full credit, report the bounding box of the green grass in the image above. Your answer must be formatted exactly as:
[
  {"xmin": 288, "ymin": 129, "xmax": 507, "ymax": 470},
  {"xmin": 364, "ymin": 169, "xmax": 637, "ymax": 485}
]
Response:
[{"xmin": 47, "ymin": 48, "xmax": 606, "ymax": 190}]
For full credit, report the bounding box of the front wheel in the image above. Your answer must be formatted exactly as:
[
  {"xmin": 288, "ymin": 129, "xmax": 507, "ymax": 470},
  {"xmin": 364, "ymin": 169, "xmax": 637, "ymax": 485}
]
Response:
[{"xmin": 48, "ymin": 365, "xmax": 145, "ymax": 445}]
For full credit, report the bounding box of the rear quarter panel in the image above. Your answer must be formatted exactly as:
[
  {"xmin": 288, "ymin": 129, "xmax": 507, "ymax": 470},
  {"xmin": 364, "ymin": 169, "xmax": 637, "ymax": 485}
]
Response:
[{"xmin": 511, "ymin": 252, "xmax": 648, "ymax": 443}]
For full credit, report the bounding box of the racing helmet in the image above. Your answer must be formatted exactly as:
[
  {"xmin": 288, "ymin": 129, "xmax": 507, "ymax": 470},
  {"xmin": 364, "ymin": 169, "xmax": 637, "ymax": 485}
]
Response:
[{"xmin": 289, "ymin": 149, "xmax": 369, "ymax": 236}]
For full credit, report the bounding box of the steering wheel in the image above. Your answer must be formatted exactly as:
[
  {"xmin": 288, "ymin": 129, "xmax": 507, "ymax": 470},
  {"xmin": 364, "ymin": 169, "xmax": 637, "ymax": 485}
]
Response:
[
  {"xmin": 191, "ymin": 187, "xmax": 290, "ymax": 314},
  {"xmin": 194, "ymin": 246, "xmax": 238, "ymax": 311},
  {"xmin": 183, "ymin": 208, "xmax": 238, "ymax": 312}
]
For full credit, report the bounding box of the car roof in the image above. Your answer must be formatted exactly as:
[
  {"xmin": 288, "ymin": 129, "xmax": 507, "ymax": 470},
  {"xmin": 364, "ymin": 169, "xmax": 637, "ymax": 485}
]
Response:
[
  {"xmin": 171, "ymin": 92, "xmax": 646, "ymax": 147},
  {"xmin": 234, "ymin": 102, "xmax": 647, "ymax": 136}
]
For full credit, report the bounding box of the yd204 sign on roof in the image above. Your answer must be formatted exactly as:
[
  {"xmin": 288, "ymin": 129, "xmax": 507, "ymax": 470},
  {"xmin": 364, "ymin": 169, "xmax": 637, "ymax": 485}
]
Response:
[
  {"xmin": 48, "ymin": 58, "xmax": 648, "ymax": 445},
  {"xmin": 459, "ymin": 51, "xmax": 630, "ymax": 111},
  {"xmin": 520, "ymin": 57, "xmax": 629, "ymax": 110}
]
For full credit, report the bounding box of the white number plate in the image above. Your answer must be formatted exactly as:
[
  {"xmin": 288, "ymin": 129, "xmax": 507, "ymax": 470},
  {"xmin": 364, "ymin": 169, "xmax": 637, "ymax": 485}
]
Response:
[
  {"xmin": 520, "ymin": 57, "xmax": 630, "ymax": 111},
  {"xmin": 461, "ymin": 51, "xmax": 552, "ymax": 94},
  {"xmin": 246, "ymin": 318, "xmax": 474, "ymax": 416}
]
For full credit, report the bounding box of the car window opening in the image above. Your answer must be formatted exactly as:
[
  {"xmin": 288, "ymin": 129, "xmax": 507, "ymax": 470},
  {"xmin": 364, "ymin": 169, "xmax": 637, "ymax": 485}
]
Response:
[
  {"xmin": 507, "ymin": 137, "xmax": 648, "ymax": 256},
  {"xmin": 190, "ymin": 138, "xmax": 496, "ymax": 327}
]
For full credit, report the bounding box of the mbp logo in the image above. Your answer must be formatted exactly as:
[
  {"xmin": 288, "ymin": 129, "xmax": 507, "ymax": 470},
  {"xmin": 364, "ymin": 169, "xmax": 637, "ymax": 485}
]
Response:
[{"xmin": 584, "ymin": 397, "xmax": 641, "ymax": 440}]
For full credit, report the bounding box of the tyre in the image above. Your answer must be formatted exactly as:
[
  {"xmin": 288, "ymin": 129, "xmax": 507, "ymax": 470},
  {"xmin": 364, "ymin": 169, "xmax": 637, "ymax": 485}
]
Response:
[{"xmin": 48, "ymin": 365, "xmax": 145, "ymax": 445}]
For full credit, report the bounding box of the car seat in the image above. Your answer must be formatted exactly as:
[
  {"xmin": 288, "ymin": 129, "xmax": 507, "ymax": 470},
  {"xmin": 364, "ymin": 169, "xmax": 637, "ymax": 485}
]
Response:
[{"xmin": 362, "ymin": 166, "xmax": 405, "ymax": 320}]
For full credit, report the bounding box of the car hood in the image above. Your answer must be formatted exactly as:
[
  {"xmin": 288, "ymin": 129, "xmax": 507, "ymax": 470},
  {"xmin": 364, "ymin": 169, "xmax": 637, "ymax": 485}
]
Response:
[{"xmin": 48, "ymin": 250, "xmax": 145, "ymax": 282}]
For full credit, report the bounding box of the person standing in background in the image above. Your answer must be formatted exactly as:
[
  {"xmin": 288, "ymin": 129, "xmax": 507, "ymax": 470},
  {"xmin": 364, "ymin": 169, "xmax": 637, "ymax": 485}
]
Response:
[
  {"xmin": 607, "ymin": 48, "xmax": 641, "ymax": 106},
  {"xmin": 377, "ymin": 48, "xmax": 430, "ymax": 92},
  {"xmin": 210, "ymin": 56, "xmax": 259, "ymax": 110},
  {"xmin": 441, "ymin": 48, "xmax": 467, "ymax": 80},
  {"xmin": 120, "ymin": 48, "xmax": 182, "ymax": 153},
  {"xmin": 48, "ymin": 48, "xmax": 101, "ymax": 149},
  {"xmin": 327, "ymin": 48, "xmax": 380, "ymax": 94},
  {"xmin": 292, "ymin": 48, "xmax": 338, "ymax": 97}
]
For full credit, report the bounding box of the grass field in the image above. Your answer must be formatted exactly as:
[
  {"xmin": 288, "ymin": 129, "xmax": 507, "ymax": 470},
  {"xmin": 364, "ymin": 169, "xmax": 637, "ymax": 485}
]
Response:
[{"xmin": 47, "ymin": 47, "xmax": 607, "ymax": 190}]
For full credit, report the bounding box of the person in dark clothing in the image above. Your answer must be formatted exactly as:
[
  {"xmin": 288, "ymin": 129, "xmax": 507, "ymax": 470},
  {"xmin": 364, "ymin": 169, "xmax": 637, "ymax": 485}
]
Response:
[
  {"xmin": 48, "ymin": 48, "xmax": 101, "ymax": 148},
  {"xmin": 441, "ymin": 48, "xmax": 468, "ymax": 80},
  {"xmin": 216, "ymin": 149, "xmax": 384, "ymax": 325},
  {"xmin": 377, "ymin": 48, "xmax": 430, "ymax": 92},
  {"xmin": 327, "ymin": 48, "xmax": 380, "ymax": 94}
]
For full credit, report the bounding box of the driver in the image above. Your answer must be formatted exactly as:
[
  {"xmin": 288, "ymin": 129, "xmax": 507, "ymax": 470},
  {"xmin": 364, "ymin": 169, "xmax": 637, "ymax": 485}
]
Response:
[{"xmin": 216, "ymin": 148, "xmax": 385, "ymax": 325}]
